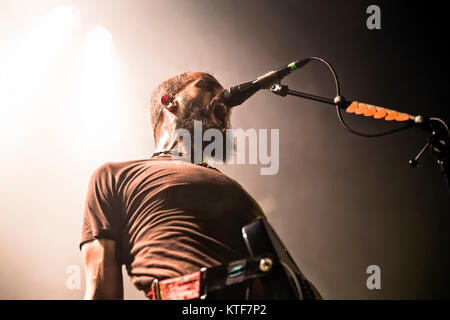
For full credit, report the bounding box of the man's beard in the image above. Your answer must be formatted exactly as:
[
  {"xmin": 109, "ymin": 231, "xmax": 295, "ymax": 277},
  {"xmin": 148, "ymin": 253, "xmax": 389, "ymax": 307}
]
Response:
[{"xmin": 175, "ymin": 98, "xmax": 234, "ymax": 163}]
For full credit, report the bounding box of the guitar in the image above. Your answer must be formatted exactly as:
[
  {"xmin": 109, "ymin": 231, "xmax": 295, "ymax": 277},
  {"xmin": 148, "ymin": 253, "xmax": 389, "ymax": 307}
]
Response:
[{"xmin": 242, "ymin": 216, "xmax": 322, "ymax": 300}]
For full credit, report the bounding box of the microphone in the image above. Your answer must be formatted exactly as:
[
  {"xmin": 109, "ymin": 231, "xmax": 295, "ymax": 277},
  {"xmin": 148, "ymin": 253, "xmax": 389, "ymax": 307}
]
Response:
[{"xmin": 222, "ymin": 58, "xmax": 311, "ymax": 107}]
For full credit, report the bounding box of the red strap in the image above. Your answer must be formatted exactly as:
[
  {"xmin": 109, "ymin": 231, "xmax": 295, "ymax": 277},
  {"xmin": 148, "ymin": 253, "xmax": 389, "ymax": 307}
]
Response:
[{"xmin": 146, "ymin": 271, "xmax": 201, "ymax": 300}]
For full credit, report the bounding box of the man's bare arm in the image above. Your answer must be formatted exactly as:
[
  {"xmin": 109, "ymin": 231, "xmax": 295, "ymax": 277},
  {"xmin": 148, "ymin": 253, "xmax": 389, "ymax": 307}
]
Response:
[{"xmin": 81, "ymin": 239, "xmax": 124, "ymax": 300}]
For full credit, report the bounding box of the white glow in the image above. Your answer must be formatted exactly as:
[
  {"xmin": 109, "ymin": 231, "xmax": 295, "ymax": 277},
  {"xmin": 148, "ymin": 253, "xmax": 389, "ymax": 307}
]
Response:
[
  {"xmin": 70, "ymin": 25, "xmax": 124, "ymax": 160},
  {"xmin": 49, "ymin": 5, "xmax": 80, "ymax": 32},
  {"xmin": 0, "ymin": 5, "xmax": 79, "ymax": 147},
  {"xmin": 82, "ymin": 26, "xmax": 115, "ymax": 92}
]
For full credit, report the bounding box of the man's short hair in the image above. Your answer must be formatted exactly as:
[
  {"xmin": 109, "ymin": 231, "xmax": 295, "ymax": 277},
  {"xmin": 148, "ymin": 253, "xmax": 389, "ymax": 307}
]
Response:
[{"xmin": 149, "ymin": 72, "xmax": 190, "ymax": 139}]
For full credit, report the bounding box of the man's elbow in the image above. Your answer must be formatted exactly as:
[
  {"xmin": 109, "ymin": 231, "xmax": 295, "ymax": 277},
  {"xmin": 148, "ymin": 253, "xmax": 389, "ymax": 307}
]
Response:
[
  {"xmin": 84, "ymin": 286, "xmax": 123, "ymax": 300},
  {"xmin": 81, "ymin": 239, "xmax": 124, "ymax": 300},
  {"xmin": 84, "ymin": 275, "xmax": 124, "ymax": 300}
]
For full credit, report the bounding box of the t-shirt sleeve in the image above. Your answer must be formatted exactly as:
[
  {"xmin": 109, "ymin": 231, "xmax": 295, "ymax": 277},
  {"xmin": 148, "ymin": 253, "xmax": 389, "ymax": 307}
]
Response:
[{"xmin": 79, "ymin": 163, "xmax": 123, "ymax": 250}]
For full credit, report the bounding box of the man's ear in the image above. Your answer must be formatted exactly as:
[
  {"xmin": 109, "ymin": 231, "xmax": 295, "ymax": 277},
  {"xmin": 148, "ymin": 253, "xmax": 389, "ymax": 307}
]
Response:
[
  {"xmin": 161, "ymin": 96, "xmax": 180, "ymax": 115},
  {"xmin": 164, "ymin": 101, "xmax": 178, "ymax": 114},
  {"xmin": 159, "ymin": 97, "xmax": 180, "ymax": 128},
  {"xmin": 154, "ymin": 97, "xmax": 180, "ymax": 147}
]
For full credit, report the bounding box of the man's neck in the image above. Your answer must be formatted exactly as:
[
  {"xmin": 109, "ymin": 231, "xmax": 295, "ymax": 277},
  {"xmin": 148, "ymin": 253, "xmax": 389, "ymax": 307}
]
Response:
[{"xmin": 154, "ymin": 136, "xmax": 199, "ymax": 163}]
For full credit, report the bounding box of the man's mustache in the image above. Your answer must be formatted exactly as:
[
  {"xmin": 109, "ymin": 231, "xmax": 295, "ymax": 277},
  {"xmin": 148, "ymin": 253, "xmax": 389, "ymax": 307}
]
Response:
[{"xmin": 176, "ymin": 100, "xmax": 230, "ymax": 132}]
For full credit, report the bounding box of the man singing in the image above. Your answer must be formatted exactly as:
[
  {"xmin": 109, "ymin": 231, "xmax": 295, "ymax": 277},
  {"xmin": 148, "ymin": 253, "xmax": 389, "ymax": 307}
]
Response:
[{"xmin": 80, "ymin": 72, "xmax": 271, "ymax": 299}]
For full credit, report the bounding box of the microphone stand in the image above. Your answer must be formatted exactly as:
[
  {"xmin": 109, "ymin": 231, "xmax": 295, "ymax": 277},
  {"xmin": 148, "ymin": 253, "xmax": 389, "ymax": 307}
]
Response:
[{"xmin": 270, "ymin": 83, "xmax": 450, "ymax": 195}]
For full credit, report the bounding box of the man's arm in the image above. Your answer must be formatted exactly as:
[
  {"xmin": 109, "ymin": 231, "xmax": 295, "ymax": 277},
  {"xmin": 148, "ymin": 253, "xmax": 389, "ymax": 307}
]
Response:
[{"xmin": 81, "ymin": 239, "xmax": 124, "ymax": 300}]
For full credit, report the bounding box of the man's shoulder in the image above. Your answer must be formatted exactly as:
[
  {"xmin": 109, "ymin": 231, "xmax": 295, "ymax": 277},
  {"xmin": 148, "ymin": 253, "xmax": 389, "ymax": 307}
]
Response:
[
  {"xmin": 87, "ymin": 159, "xmax": 148, "ymax": 180},
  {"xmin": 91, "ymin": 158, "xmax": 241, "ymax": 186},
  {"xmin": 103, "ymin": 158, "xmax": 149, "ymax": 170},
  {"xmin": 94, "ymin": 157, "xmax": 197, "ymax": 177}
]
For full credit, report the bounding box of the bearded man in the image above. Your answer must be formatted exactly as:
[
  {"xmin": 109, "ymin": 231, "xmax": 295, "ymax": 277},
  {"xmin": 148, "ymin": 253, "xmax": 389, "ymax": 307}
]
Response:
[{"xmin": 79, "ymin": 72, "xmax": 274, "ymax": 299}]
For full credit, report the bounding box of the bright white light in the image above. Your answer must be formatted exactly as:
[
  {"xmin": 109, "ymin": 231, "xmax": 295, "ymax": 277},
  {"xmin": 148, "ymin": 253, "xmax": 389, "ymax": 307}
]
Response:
[
  {"xmin": 0, "ymin": 5, "xmax": 79, "ymax": 147},
  {"xmin": 49, "ymin": 5, "xmax": 79, "ymax": 32},
  {"xmin": 85, "ymin": 26, "xmax": 113, "ymax": 52},
  {"xmin": 82, "ymin": 26, "xmax": 115, "ymax": 91},
  {"xmin": 70, "ymin": 25, "xmax": 124, "ymax": 160}
]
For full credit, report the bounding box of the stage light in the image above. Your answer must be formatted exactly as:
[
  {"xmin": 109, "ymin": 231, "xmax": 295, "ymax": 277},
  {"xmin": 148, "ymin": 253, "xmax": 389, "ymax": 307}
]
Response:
[
  {"xmin": 82, "ymin": 26, "xmax": 114, "ymax": 91},
  {"xmin": 73, "ymin": 25, "xmax": 124, "ymax": 160},
  {"xmin": 0, "ymin": 5, "xmax": 79, "ymax": 148},
  {"xmin": 48, "ymin": 5, "xmax": 80, "ymax": 32}
]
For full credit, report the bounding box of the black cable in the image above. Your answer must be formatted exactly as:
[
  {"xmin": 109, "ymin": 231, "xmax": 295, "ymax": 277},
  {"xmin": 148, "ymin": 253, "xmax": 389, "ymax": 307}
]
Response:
[
  {"xmin": 430, "ymin": 117, "xmax": 450, "ymax": 138},
  {"xmin": 309, "ymin": 56, "xmax": 414, "ymax": 137},
  {"xmin": 280, "ymin": 261, "xmax": 303, "ymax": 300}
]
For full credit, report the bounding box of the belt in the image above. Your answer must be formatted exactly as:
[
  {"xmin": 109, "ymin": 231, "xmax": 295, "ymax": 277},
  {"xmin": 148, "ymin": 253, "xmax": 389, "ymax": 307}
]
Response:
[{"xmin": 146, "ymin": 254, "xmax": 275, "ymax": 300}]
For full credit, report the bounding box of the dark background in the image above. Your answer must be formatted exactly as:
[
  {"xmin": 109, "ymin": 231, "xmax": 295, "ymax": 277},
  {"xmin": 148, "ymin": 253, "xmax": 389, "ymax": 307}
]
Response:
[{"xmin": 0, "ymin": 0, "xmax": 448, "ymax": 299}]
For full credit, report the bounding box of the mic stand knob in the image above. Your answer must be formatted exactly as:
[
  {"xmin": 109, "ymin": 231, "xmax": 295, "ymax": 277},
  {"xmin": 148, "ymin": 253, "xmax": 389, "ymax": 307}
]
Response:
[
  {"xmin": 270, "ymin": 84, "xmax": 288, "ymax": 97},
  {"xmin": 409, "ymin": 139, "xmax": 431, "ymax": 168}
]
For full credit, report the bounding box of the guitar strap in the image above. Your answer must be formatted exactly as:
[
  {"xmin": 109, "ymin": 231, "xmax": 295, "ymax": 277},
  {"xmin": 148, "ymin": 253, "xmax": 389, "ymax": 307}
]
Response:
[{"xmin": 146, "ymin": 254, "xmax": 276, "ymax": 300}]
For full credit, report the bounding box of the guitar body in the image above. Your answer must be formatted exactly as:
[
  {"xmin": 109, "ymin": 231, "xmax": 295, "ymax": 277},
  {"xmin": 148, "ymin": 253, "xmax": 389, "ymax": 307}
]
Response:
[{"xmin": 242, "ymin": 216, "xmax": 322, "ymax": 300}]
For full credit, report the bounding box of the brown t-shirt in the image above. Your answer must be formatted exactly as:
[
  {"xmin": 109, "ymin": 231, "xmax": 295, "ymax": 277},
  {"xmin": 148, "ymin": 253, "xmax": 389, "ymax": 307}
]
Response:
[{"xmin": 80, "ymin": 154, "xmax": 265, "ymax": 293}]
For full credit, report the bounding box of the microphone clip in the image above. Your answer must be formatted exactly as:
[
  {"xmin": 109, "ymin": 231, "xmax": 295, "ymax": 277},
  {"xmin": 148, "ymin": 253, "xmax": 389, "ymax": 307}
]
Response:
[{"xmin": 270, "ymin": 84, "xmax": 289, "ymax": 97}]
